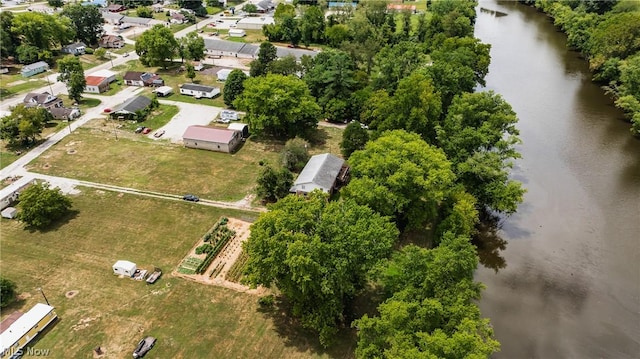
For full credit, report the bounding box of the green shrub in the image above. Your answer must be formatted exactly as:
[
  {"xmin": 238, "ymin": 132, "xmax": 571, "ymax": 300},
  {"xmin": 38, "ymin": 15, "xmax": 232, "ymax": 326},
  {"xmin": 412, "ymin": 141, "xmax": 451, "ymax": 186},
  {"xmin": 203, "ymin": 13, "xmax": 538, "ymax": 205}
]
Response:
[{"xmin": 258, "ymin": 295, "xmax": 275, "ymax": 307}]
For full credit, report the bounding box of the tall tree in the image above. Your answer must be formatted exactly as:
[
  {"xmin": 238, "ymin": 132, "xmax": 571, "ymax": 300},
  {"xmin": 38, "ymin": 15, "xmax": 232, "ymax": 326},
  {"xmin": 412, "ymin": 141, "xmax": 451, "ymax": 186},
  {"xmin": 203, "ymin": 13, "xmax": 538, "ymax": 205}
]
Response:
[
  {"xmin": 61, "ymin": 4, "xmax": 104, "ymax": 45},
  {"xmin": 354, "ymin": 235, "xmax": 500, "ymax": 359},
  {"xmin": 0, "ymin": 12, "xmax": 19, "ymax": 59},
  {"xmin": 304, "ymin": 50, "xmax": 358, "ymax": 109},
  {"xmin": 249, "ymin": 42, "xmax": 278, "ymax": 77},
  {"xmin": 342, "ymin": 130, "xmax": 456, "ymax": 229},
  {"xmin": 11, "ymin": 12, "xmax": 74, "ymax": 51},
  {"xmin": 372, "ymin": 41, "xmax": 429, "ymax": 93},
  {"xmin": 185, "ymin": 62, "xmax": 196, "ymax": 82},
  {"xmin": 299, "ymin": 5, "xmax": 326, "ymax": 47},
  {"xmin": 279, "ymin": 137, "xmax": 310, "ymax": 172},
  {"xmin": 57, "ymin": 56, "xmax": 86, "ymax": 103},
  {"xmin": 223, "ymin": 69, "xmax": 248, "ymax": 108},
  {"xmin": 244, "ymin": 193, "xmax": 399, "ymax": 346},
  {"xmin": 234, "ymin": 74, "xmax": 321, "ymax": 138},
  {"xmin": 340, "ymin": 121, "xmax": 369, "ymax": 159},
  {"xmin": 256, "ymin": 164, "xmax": 293, "ymax": 202},
  {"xmin": 180, "ymin": 31, "xmax": 206, "ymax": 61},
  {"xmin": 17, "ymin": 182, "xmax": 73, "ymax": 229},
  {"xmin": 135, "ymin": 24, "xmax": 179, "ymax": 68},
  {"xmin": 48, "ymin": 0, "xmax": 64, "ymax": 8},
  {"xmin": 0, "ymin": 105, "xmax": 51, "ymax": 147},
  {"xmin": 438, "ymin": 91, "xmax": 525, "ymax": 214}
]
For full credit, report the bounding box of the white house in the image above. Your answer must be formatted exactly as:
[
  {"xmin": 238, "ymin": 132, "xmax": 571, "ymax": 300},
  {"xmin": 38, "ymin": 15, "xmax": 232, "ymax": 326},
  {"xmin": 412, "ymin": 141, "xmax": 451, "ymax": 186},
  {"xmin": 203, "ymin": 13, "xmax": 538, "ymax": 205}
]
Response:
[
  {"xmin": 179, "ymin": 84, "xmax": 220, "ymax": 99},
  {"xmin": 91, "ymin": 69, "xmax": 117, "ymax": 83},
  {"xmin": 113, "ymin": 260, "xmax": 137, "ymax": 277},
  {"xmin": 182, "ymin": 126, "xmax": 242, "ymax": 153},
  {"xmin": 21, "ymin": 61, "xmax": 49, "ymax": 77},
  {"xmin": 290, "ymin": 153, "xmax": 347, "ymax": 195},
  {"xmin": 0, "ymin": 303, "xmax": 57, "ymax": 358},
  {"xmin": 216, "ymin": 68, "xmax": 249, "ymax": 81},
  {"xmin": 61, "ymin": 42, "xmax": 87, "ymax": 55},
  {"xmin": 153, "ymin": 86, "xmax": 173, "ymax": 97},
  {"xmin": 228, "ymin": 29, "xmax": 246, "ymax": 37}
]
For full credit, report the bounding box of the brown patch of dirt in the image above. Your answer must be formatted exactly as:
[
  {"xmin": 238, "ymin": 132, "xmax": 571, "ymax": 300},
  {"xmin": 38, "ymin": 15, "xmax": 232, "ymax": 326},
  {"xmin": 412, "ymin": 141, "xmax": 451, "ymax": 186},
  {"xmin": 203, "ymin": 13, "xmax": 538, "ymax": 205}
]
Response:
[
  {"xmin": 66, "ymin": 290, "xmax": 79, "ymax": 298},
  {"xmin": 67, "ymin": 149, "xmax": 77, "ymax": 154}
]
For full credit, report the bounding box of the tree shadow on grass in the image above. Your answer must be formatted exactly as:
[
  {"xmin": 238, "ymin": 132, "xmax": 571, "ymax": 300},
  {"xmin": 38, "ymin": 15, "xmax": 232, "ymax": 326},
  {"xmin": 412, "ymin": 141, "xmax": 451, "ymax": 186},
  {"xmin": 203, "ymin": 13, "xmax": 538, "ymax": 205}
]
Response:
[
  {"xmin": 24, "ymin": 209, "xmax": 80, "ymax": 234},
  {"xmin": 306, "ymin": 128, "xmax": 329, "ymax": 147},
  {"xmin": 258, "ymin": 296, "xmax": 357, "ymax": 359}
]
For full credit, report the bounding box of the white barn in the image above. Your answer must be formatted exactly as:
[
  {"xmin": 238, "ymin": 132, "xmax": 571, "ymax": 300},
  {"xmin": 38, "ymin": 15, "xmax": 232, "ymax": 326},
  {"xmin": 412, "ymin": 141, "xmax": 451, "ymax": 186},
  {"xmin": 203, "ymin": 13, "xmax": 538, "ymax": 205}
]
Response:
[{"xmin": 113, "ymin": 260, "xmax": 137, "ymax": 277}]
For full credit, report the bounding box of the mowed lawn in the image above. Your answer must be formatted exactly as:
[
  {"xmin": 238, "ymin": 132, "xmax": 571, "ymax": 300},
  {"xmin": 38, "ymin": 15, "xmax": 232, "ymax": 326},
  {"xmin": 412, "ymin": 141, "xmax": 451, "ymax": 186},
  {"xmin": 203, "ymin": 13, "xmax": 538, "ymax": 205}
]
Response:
[
  {"xmin": 26, "ymin": 125, "xmax": 280, "ymax": 201},
  {"xmin": 0, "ymin": 190, "xmax": 355, "ymax": 358}
]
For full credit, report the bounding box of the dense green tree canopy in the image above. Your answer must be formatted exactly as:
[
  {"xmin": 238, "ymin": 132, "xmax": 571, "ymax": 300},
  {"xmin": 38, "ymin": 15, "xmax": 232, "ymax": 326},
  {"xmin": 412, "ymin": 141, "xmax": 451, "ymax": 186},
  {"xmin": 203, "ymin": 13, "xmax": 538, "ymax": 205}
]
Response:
[
  {"xmin": 354, "ymin": 235, "xmax": 500, "ymax": 359},
  {"xmin": 233, "ymin": 74, "xmax": 320, "ymax": 138},
  {"xmin": 11, "ymin": 12, "xmax": 74, "ymax": 51},
  {"xmin": 299, "ymin": 5, "xmax": 326, "ymax": 46},
  {"xmin": 340, "ymin": 121, "xmax": 369, "ymax": 158},
  {"xmin": 249, "ymin": 42, "xmax": 278, "ymax": 77},
  {"xmin": 135, "ymin": 25, "xmax": 179, "ymax": 68},
  {"xmin": 256, "ymin": 164, "xmax": 293, "ymax": 203},
  {"xmin": 0, "ymin": 12, "xmax": 19, "ymax": 59},
  {"xmin": 372, "ymin": 41, "xmax": 429, "ymax": 93},
  {"xmin": 588, "ymin": 11, "xmax": 640, "ymax": 68},
  {"xmin": 343, "ymin": 130, "xmax": 456, "ymax": 229},
  {"xmin": 279, "ymin": 137, "xmax": 310, "ymax": 172},
  {"xmin": 223, "ymin": 69, "xmax": 248, "ymax": 108},
  {"xmin": 304, "ymin": 50, "xmax": 358, "ymax": 111},
  {"xmin": 244, "ymin": 193, "xmax": 399, "ymax": 345},
  {"xmin": 0, "ymin": 277, "xmax": 17, "ymax": 308},
  {"xmin": 0, "ymin": 105, "xmax": 51, "ymax": 147},
  {"xmin": 438, "ymin": 91, "xmax": 524, "ymax": 214},
  {"xmin": 57, "ymin": 56, "xmax": 86, "ymax": 103},
  {"xmin": 180, "ymin": 31, "xmax": 206, "ymax": 61},
  {"xmin": 17, "ymin": 182, "xmax": 73, "ymax": 229},
  {"xmin": 61, "ymin": 4, "xmax": 104, "ymax": 45}
]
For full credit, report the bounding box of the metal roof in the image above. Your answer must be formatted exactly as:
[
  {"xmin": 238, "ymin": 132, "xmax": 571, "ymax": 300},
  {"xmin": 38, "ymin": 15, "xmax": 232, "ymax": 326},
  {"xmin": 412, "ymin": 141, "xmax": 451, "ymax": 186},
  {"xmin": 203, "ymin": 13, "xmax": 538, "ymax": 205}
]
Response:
[
  {"xmin": 122, "ymin": 16, "xmax": 152, "ymax": 25},
  {"xmin": 113, "ymin": 96, "xmax": 152, "ymax": 114},
  {"xmin": 0, "ymin": 303, "xmax": 55, "ymax": 354},
  {"xmin": 276, "ymin": 46, "xmax": 319, "ymax": 60},
  {"xmin": 290, "ymin": 153, "xmax": 344, "ymax": 193},
  {"xmin": 204, "ymin": 39, "xmax": 246, "ymax": 53},
  {"xmin": 21, "ymin": 61, "xmax": 49, "ymax": 72},
  {"xmin": 182, "ymin": 126, "xmax": 237, "ymax": 143},
  {"xmin": 85, "ymin": 76, "xmax": 108, "ymax": 86},
  {"xmin": 180, "ymin": 83, "xmax": 218, "ymax": 93},
  {"xmin": 113, "ymin": 260, "xmax": 136, "ymax": 270}
]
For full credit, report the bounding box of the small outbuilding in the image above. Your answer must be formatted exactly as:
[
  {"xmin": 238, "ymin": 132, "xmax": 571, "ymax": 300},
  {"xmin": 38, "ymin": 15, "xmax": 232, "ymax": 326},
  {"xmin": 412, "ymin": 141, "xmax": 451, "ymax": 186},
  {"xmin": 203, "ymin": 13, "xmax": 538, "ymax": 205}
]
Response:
[
  {"xmin": 21, "ymin": 61, "xmax": 49, "ymax": 78},
  {"xmin": 84, "ymin": 76, "xmax": 110, "ymax": 93},
  {"xmin": 216, "ymin": 68, "xmax": 249, "ymax": 81},
  {"xmin": 290, "ymin": 153, "xmax": 348, "ymax": 195},
  {"xmin": 153, "ymin": 86, "xmax": 173, "ymax": 97},
  {"xmin": 1, "ymin": 207, "xmax": 17, "ymax": 219},
  {"xmin": 228, "ymin": 29, "xmax": 246, "ymax": 38},
  {"xmin": 61, "ymin": 42, "xmax": 87, "ymax": 56},
  {"xmin": 182, "ymin": 125, "xmax": 241, "ymax": 153},
  {"xmin": 113, "ymin": 260, "xmax": 137, "ymax": 277},
  {"xmin": 227, "ymin": 122, "xmax": 249, "ymax": 138}
]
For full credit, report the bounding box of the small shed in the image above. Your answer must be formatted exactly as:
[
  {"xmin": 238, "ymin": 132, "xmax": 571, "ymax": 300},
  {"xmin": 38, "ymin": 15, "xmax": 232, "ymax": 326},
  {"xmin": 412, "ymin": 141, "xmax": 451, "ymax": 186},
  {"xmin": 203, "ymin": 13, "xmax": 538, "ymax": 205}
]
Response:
[
  {"xmin": 113, "ymin": 260, "xmax": 137, "ymax": 277},
  {"xmin": 228, "ymin": 29, "xmax": 246, "ymax": 38},
  {"xmin": 228, "ymin": 122, "xmax": 249, "ymax": 138},
  {"xmin": 216, "ymin": 68, "xmax": 249, "ymax": 81},
  {"xmin": 1, "ymin": 207, "xmax": 17, "ymax": 219},
  {"xmin": 153, "ymin": 86, "xmax": 173, "ymax": 97}
]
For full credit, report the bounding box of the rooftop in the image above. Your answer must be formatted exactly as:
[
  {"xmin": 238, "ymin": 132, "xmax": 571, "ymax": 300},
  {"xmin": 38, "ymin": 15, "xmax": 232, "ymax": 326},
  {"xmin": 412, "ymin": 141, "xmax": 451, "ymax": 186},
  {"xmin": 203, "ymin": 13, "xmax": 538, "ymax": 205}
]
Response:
[
  {"xmin": 180, "ymin": 83, "xmax": 218, "ymax": 93},
  {"xmin": 0, "ymin": 304, "xmax": 55, "ymax": 354},
  {"xmin": 291, "ymin": 153, "xmax": 345, "ymax": 193},
  {"xmin": 113, "ymin": 96, "xmax": 152, "ymax": 114},
  {"xmin": 183, "ymin": 126, "xmax": 238, "ymax": 143},
  {"xmin": 85, "ymin": 76, "xmax": 108, "ymax": 86}
]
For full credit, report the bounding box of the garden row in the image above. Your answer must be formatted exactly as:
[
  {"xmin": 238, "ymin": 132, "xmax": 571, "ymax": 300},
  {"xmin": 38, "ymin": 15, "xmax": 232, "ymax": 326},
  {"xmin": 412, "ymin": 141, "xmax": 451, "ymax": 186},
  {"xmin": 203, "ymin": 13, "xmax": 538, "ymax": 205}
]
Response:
[{"xmin": 178, "ymin": 217, "xmax": 235, "ymax": 275}]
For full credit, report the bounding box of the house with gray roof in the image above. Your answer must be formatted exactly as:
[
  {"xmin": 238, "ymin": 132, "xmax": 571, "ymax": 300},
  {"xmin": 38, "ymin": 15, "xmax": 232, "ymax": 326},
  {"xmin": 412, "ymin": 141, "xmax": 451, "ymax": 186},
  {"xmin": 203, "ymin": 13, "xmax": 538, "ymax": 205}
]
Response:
[
  {"xmin": 179, "ymin": 84, "xmax": 220, "ymax": 98},
  {"xmin": 61, "ymin": 42, "xmax": 87, "ymax": 56},
  {"xmin": 111, "ymin": 96, "xmax": 152, "ymax": 119},
  {"xmin": 121, "ymin": 16, "xmax": 153, "ymax": 26},
  {"xmin": 21, "ymin": 61, "xmax": 49, "ymax": 77},
  {"xmin": 204, "ymin": 39, "xmax": 258, "ymax": 59},
  {"xmin": 101, "ymin": 11, "xmax": 124, "ymax": 24},
  {"xmin": 290, "ymin": 153, "xmax": 349, "ymax": 195}
]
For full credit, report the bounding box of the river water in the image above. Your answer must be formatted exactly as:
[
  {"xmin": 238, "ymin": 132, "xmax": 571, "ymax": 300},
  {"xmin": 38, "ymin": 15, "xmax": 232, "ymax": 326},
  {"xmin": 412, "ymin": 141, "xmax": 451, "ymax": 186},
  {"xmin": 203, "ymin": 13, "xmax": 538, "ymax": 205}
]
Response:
[{"xmin": 473, "ymin": 1, "xmax": 640, "ymax": 357}]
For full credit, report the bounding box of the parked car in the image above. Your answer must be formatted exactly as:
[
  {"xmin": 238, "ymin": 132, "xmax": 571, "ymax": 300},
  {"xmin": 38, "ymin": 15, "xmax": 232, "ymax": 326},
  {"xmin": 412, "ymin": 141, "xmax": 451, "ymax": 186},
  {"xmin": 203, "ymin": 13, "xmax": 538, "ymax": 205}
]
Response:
[
  {"xmin": 142, "ymin": 127, "xmax": 152, "ymax": 134},
  {"xmin": 135, "ymin": 126, "xmax": 144, "ymax": 134},
  {"xmin": 146, "ymin": 267, "xmax": 162, "ymax": 284},
  {"xmin": 183, "ymin": 194, "xmax": 199, "ymax": 202},
  {"xmin": 217, "ymin": 118, "xmax": 230, "ymax": 124},
  {"xmin": 103, "ymin": 108, "xmax": 112, "ymax": 113},
  {"xmin": 153, "ymin": 130, "xmax": 165, "ymax": 138},
  {"xmin": 132, "ymin": 337, "xmax": 156, "ymax": 358},
  {"xmin": 123, "ymin": 52, "xmax": 130, "ymax": 57}
]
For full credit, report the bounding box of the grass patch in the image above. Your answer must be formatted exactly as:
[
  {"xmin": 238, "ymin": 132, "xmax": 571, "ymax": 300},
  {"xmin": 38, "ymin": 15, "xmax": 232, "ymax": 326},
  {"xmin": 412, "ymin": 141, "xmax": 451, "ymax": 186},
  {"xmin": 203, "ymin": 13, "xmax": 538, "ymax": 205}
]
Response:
[
  {"xmin": 101, "ymin": 76, "xmax": 124, "ymax": 96},
  {"xmin": 124, "ymin": 104, "xmax": 179, "ymax": 131},
  {"xmin": 207, "ymin": 6, "xmax": 223, "ymax": 15},
  {"xmin": 0, "ymin": 80, "xmax": 47, "ymax": 100},
  {"xmin": 223, "ymin": 29, "xmax": 266, "ymax": 43},
  {"xmin": 0, "ymin": 149, "xmax": 21, "ymax": 170},
  {"xmin": 111, "ymin": 44, "xmax": 135, "ymax": 55},
  {"xmin": 58, "ymin": 95, "xmax": 102, "ymax": 111},
  {"xmin": 170, "ymin": 23, "xmax": 191, "ymax": 33},
  {"xmin": 27, "ymin": 123, "xmax": 280, "ymax": 201},
  {"xmin": 78, "ymin": 54, "xmax": 108, "ymax": 71}
]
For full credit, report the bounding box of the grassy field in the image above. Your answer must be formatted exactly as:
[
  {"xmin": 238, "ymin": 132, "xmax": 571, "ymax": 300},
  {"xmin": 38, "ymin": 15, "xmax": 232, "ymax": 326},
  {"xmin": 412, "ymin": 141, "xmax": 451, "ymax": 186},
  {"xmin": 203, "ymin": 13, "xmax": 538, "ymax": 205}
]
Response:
[
  {"xmin": 27, "ymin": 123, "xmax": 280, "ymax": 201},
  {"xmin": 0, "ymin": 190, "xmax": 355, "ymax": 358},
  {"xmin": 111, "ymin": 44, "xmax": 135, "ymax": 55},
  {"xmin": 58, "ymin": 96, "xmax": 102, "ymax": 111},
  {"xmin": 225, "ymin": 29, "xmax": 266, "ymax": 44},
  {"xmin": 124, "ymin": 104, "xmax": 179, "ymax": 131},
  {"xmin": 0, "ymin": 149, "xmax": 21, "ymax": 169},
  {"xmin": 0, "ymin": 80, "xmax": 47, "ymax": 100},
  {"xmin": 102, "ymin": 76, "xmax": 124, "ymax": 96}
]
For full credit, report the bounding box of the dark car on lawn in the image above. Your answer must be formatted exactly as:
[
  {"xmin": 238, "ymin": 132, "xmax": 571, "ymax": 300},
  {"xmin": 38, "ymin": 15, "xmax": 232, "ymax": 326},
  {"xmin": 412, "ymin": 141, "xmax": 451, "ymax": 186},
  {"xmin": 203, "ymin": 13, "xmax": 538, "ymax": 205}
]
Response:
[
  {"xmin": 183, "ymin": 194, "xmax": 199, "ymax": 202},
  {"xmin": 135, "ymin": 126, "xmax": 144, "ymax": 134},
  {"xmin": 132, "ymin": 337, "xmax": 156, "ymax": 358}
]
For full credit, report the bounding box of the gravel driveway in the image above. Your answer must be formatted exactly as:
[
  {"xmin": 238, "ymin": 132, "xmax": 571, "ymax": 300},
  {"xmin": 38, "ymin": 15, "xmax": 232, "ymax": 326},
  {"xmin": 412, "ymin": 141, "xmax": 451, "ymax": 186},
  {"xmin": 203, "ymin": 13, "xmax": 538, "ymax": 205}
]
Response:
[{"xmin": 149, "ymin": 100, "xmax": 223, "ymax": 143}]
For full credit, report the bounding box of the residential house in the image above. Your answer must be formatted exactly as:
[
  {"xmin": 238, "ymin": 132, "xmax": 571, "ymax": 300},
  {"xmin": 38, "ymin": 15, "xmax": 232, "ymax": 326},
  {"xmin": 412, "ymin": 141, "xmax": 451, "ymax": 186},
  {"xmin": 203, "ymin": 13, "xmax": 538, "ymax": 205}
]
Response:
[
  {"xmin": 182, "ymin": 126, "xmax": 242, "ymax": 153},
  {"xmin": 23, "ymin": 92, "xmax": 63, "ymax": 110},
  {"xmin": 179, "ymin": 84, "xmax": 220, "ymax": 99},
  {"xmin": 216, "ymin": 68, "xmax": 250, "ymax": 81},
  {"xmin": 49, "ymin": 107, "xmax": 81, "ymax": 120},
  {"xmin": 110, "ymin": 96, "xmax": 152, "ymax": 120},
  {"xmin": 82, "ymin": 0, "xmax": 107, "ymax": 7},
  {"xmin": 229, "ymin": 29, "xmax": 246, "ymax": 37},
  {"xmin": 289, "ymin": 153, "xmax": 349, "ymax": 195},
  {"xmin": 152, "ymin": 3, "xmax": 164, "ymax": 12},
  {"xmin": 255, "ymin": 0, "xmax": 273, "ymax": 13},
  {"xmin": 0, "ymin": 303, "xmax": 57, "ymax": 359},
  {"xmin": 107, "ymin": 4, "xmax": 126, "ymax": 12},
  {"xmin": 99, "ymin": 35, "xmax": 125, "ymax": 49},
  {"xmin": 121, "ymin": 16, "xmax": 154, "ymax": 27},
  {"xmin": 123, "ymin": 71, "xmax": 164, "ymax": 87},
  {"xmin": 21, "ymin": 61, "xmax": 49, "ymax": 78},
  {"xmin": 91, "ymin": 69, "xmax": 117, "ymax": 83},
  {"xmin": 61, "ymin": 42, "xmax": 87, "ymax": 56},
  {"xmin": 84, "ymin": 76, "xmax": 110, "ymax": 93},
  {"xmin": 170, "ymin": 13, "xmax": 186, "ymax": 24}
]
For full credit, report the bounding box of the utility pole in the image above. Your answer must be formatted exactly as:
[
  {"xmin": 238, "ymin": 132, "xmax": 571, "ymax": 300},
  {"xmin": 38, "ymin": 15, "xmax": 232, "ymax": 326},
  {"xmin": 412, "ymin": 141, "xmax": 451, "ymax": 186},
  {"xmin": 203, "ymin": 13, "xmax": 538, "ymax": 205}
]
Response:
[
  {"xmin": 46, "ymin": 72, "xmax": 54, "ymax": 94},
  {"xmin": 37, "ymin": 287, "xmax": 50, "ymax": 306}
]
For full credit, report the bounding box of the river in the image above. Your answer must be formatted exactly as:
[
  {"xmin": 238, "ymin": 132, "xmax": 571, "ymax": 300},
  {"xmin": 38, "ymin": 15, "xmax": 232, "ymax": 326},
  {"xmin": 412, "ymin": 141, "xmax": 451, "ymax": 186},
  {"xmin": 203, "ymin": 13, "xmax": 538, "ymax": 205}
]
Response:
[{"xmin": 473, "ymin": 1, "xmax": 640, "ymax": 357}]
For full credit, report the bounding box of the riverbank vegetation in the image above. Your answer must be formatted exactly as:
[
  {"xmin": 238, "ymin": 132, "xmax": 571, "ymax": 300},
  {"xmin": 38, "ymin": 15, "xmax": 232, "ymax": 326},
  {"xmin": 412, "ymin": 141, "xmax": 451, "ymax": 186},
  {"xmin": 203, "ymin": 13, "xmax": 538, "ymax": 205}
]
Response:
[
  {"xmin": 523, "ymin": 0, "xmax": 640, "ymax": 135},
  {"xmin": 241, "ymin": 0, "xmax": 524, "ymax": 357}
]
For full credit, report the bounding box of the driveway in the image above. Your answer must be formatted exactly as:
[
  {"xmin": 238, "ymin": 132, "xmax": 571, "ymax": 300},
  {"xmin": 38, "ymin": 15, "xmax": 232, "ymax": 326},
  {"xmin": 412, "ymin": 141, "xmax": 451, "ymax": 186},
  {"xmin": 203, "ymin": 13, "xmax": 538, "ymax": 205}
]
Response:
[{"xmin": 150, "ymin": 100, "xmax": 223, "ymax": 143}]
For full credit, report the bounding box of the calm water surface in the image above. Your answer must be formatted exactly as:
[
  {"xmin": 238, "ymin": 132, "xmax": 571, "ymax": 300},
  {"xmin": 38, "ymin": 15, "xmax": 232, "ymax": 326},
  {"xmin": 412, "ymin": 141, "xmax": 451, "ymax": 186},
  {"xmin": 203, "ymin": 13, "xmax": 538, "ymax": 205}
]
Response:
[{"xmin": 474, "ymin": 1, "xmax": 640, "ymax": 357}]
